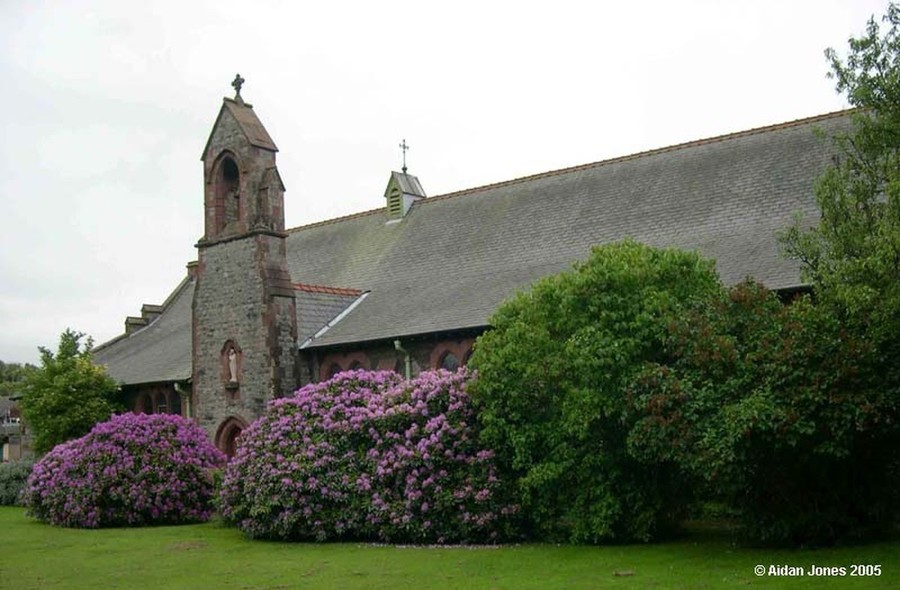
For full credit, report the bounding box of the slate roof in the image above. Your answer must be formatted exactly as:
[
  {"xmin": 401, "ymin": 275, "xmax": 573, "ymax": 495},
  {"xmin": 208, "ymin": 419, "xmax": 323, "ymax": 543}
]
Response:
[
  {"xmin": 294, "ymin": 284, "xmax": 365, "ymax": 343},
  {"xmin": 94, "ymin": 277, "xmax": 194, "ymax": 384},
  {"xmin": 388, "ymin": 171, "xmax": 426, "ymax": 197},
  {"xmin": 95, "ymin": 109, "xmax": 851, "ymax": 382},
  {"xmin": 288, "ymin": 111, "xmax": 850, "ymax": 349},
  {"xmin": 94, "ymin": 278, "xmax": 364, "ymax": 385}
]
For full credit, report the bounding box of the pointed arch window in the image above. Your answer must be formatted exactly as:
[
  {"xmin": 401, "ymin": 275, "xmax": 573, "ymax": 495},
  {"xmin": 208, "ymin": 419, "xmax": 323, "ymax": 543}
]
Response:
[
  {"xmin": 139, "ymin": 392, "xmax": 154, "ymax": 414},
  {"xmin": 215, "ymin": 155, "xmax": 241, "ymax": 233},
  {"xmin": 439, "ymin": 351, "xmax": 460, "ymax": 372}
]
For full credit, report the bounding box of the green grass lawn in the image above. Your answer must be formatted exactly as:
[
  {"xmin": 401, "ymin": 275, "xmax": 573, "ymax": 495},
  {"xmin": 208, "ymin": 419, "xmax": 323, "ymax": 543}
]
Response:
[{"xmin": 1, "ymin": 507, "xmax": 897, "ymax": 589}]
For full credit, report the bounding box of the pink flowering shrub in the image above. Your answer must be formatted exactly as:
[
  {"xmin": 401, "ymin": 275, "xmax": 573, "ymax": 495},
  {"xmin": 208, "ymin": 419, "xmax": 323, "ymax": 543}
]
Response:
[
  {"xmin": 220, "ymin": 369, "xmax": 517, "ymax": 542},
  {"xmin": 24, "ymin": 413, "xmax": 225, "ymax": 528}
]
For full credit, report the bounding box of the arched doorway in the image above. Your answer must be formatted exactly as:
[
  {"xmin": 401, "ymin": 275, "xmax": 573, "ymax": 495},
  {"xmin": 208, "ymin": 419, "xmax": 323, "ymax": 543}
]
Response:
[{"xmin": 214, "ymin": 416, "xmax": 248, "ymax": 459}]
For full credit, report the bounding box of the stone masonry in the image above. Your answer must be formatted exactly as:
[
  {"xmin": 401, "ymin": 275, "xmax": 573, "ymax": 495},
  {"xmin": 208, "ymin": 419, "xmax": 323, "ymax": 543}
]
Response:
[{"xmin": 192, "ymin": 96, "xmax": 298, "ymax": 449}]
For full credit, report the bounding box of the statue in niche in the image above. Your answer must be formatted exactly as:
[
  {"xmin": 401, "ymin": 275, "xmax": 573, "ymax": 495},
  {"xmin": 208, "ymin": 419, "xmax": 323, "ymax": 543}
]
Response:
[{"xmin": 228, "ymin": 348, "xmax": 238, "ymax": 383}]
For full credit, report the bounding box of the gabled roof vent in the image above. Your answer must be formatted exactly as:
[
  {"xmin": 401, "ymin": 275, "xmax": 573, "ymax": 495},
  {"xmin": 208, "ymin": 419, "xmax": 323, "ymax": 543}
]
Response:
[{"xmin": 384, "ymin": 171, "xmax": 426, "ymax": 219}]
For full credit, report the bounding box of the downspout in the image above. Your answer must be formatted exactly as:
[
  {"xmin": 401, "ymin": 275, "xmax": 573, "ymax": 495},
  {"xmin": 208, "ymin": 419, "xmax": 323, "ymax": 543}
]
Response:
[
  {"xmin": 311, "ymin": 351, "xmax": 320, "ymax": 383},
  {"xmin": 175, "ymin": 382, "xmax": 191, "ymax": 419},
  {"xmin": 393, "ymin": 339, "xmax": 411, "ymax": 379}
]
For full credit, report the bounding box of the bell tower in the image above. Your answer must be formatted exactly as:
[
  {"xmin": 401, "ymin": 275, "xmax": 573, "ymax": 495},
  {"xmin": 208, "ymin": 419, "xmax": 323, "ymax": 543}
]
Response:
[{"xmin": 192, "ymin": 76, "xmax": 298, "ymax": 453}]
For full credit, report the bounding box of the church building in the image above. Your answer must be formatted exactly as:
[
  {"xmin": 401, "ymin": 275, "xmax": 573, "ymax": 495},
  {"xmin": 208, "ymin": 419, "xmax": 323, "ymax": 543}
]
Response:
[{"xmin": 92, "ymin": 80, "xmax": 848, "ymax": 455}]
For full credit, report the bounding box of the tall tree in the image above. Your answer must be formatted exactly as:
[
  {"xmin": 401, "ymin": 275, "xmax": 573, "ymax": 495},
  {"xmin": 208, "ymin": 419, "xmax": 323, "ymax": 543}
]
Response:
[
  {"xmin": 781, "ymin": 2, "xmax": 900, "ymax": 354},
  {"xmin": 20, "ymin": 329, "xmax": 121, "ymax": 454}
]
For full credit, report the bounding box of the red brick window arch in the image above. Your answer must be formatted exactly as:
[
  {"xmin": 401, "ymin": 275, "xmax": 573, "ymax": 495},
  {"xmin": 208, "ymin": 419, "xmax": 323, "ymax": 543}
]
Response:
[
  {"xmin": 462, "ymin": 347, "xmax": 474, "ymax": 366},
  {"xmin": 138, "ymin": 392, "xmax": 154, "ymax": 414},
  {"xmin": 136, "ymin": 388, "xmax": 182, "ymax": 415},
  {"xmin": 326, "ymin": 363, "xmax": 342, "ymax": 379}
]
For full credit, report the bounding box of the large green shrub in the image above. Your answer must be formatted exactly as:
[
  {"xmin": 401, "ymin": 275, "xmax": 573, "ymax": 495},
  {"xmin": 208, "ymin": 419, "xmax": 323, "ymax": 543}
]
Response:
[
  {"xmin": 469, "ymin": 240, "xmax": 721, "ymax": 543},
  {"xmin": 0, "ymin": 460, "xmax": 34, "ymax": 506},
  {"xmin": 627, "ymin": 281, "xmax": 900, "ymax": 545}
]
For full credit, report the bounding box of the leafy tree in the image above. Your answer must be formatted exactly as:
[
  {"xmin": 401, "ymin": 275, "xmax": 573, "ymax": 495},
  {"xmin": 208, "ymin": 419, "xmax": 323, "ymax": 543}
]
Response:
[
  {"xmin": 744, "ymin": 3, "xmax": 900, "ymax": 542},
  {"xmin": 19, "ymin": 329, "xmax": 121, "ymax": 455},
  {"xmin": 469, "ymin": 241, "xmax": 721, "ymax": 543},
  {"xmin": 627, "ymin": 281, "xmax": 900, "ymax": 545},
  {"xmin": 0, "ymin": 360, "xmax": 38, "ymax": 399},
  {"xmin": 781, "ymin": 3, "xmax": 900, "ymax": 368}
]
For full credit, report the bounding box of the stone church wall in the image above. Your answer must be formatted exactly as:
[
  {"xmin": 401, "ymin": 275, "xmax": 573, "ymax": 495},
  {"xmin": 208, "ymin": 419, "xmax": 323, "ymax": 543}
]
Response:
[{"xmin": 193, "ymin": 233, "xmax": 297, "ymax": 435}]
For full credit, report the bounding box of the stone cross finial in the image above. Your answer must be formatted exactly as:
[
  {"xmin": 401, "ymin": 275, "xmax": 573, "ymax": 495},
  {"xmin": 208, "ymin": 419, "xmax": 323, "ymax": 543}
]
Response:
[
  {"xmin": 399, "ymin": 139, "xmax": 409, "ymax": 174},
  {"xmin": 232, "ymin": 73, "xmax": 245, "ymax": 102}
]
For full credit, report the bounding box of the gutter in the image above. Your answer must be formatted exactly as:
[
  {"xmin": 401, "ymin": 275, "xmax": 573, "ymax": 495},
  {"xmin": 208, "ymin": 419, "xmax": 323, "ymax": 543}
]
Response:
[
  {"xmin": 393, "ymin": 339, "xmax": 412, "ymax": 379},
  {"xmin": 174, "ymin": 382, "xmax": 191, "ymax": 419}
]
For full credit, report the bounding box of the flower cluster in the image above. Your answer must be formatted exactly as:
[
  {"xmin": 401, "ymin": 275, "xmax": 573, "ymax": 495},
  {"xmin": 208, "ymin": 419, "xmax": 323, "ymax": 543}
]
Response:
[
  {"xmin": 24, "ymin": 413, "xmax": 225, "ymax": 528},
  {"xmin": 220, "ymin": 369, "xmax": 516, "ymax": 543}
]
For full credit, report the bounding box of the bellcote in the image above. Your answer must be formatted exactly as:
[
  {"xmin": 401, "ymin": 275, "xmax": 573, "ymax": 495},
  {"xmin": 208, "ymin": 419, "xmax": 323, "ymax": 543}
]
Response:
[
  {"xmin": 201, "ymin": 98, "xmax": 278, "ymax": 158},
  {"xmin": 200, "ymin": 80, "xmax": 285, "ymax": 243},
  {"xmin": 384, "ymin": 171, "xmax": 426, "ymax": 219}
]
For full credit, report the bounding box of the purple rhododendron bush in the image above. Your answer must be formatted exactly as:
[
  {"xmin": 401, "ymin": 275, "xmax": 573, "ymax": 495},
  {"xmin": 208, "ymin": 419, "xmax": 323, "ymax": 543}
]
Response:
[
  {"xmin": 220, "ymin": 369, "xmax": 517, "ymax": 543},
  {"xmin": 24, "ymin": 413, "xmax": 226, "ymax": 528}
]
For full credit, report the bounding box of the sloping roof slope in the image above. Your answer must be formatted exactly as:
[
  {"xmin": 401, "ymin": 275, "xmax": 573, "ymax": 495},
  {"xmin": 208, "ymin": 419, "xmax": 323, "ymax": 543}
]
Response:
[
  {"xmin": 94, "ymin": 278, "xmax": 194, "ymax": 385},
  {"xmin": 201, "ymin": 98, "xmax": 277, "ymax": 157},
  {"xmin": 287, "ymin": 111, "xmax": 850, "ymax": 348},
  {"xmin": 294, "ymin": 284, "xmax": 364, "ymax": 343},
  {"xmin": 388, "ymin": 171, "xmax": 426, "ymax": 197}
]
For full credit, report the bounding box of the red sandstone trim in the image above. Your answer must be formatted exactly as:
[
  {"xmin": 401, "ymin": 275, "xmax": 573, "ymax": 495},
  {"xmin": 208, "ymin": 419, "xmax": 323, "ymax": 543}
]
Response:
[
  {"xmin": 286, "ymin": 207, "xmax": 385, "ymax": 233},
  {"xmin": 293, "ymin": 283, "xmax": 364, "ymax": 296}
]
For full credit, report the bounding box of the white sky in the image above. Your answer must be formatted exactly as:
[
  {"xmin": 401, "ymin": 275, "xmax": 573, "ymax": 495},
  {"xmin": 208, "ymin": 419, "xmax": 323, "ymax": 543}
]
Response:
[{"xmin": 0, "ymin": 0, "xmax": 888, "ymax": 364}]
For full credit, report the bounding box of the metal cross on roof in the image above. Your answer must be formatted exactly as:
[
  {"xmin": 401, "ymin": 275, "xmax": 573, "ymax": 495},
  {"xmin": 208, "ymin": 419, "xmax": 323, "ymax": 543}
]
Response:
[
  {"xmin": 232, "ymin": 73, "xmax": 245, "ymax": 101},
  {"xmin": 399, "ymin": 139, "xmax": 409, "ymax": 173}
]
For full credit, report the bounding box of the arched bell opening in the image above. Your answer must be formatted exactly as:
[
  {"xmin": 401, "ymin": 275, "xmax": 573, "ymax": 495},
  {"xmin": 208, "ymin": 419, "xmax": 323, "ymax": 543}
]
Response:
[{"xmin": 213, "ymin": 153, "xmax": 241, "ymax": 234}]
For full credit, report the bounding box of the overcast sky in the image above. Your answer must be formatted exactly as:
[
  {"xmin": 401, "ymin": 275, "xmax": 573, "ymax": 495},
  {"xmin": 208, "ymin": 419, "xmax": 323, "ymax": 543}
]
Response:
[{"xmin": 0, "ymin": 0, "xmax": 888, "ymax": 365}]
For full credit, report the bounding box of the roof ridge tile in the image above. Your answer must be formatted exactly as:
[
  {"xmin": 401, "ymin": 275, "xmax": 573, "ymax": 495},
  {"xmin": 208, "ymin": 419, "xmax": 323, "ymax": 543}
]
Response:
[
  {"xmin": 293, "ymin": 283, "xmax": 364, "ymax": 296},
  {"xmin": 425, "ymin": 109, "xmax": 853, "ymax": 203},
  {"xmin": 284, "ymin": 109, "xmax": 851, "ymax": 233},
  {"xmin": 287, "ymin": 207, "xmax": 384, "ymax": 233}
]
